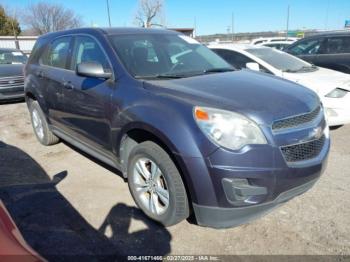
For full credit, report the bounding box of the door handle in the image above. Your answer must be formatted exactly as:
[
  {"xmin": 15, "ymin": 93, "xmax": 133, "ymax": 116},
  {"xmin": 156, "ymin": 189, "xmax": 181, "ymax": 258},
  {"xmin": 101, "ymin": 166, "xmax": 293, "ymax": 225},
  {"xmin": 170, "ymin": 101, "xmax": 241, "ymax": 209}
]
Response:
[
  {"xmin": 36, "ymin": 71, "xmax": 44, "ymax": 78},
  {"xmin": 63, "ymin": 81, "xmax": 74, "ymax": 90}
]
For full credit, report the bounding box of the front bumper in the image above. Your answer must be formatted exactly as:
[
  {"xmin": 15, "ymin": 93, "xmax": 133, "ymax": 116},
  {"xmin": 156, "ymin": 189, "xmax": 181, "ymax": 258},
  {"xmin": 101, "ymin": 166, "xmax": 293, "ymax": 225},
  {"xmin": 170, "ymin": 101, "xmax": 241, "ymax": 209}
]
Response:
[
  {"xmin": 0, "ymin": 87, "xmax": 24, "ymax": 101},
  {"xmin": 193, "ymin": 178, "xmax": 318, "ymax": 228},
  {"xmin": 325, "ymin": 107, "xmax": 350, "ymax": 126},
  {"xmin": 183, "ymin": 119, "xmax": 330, "ymax": 228},
  {"xmin": 324, "ymin": 96, "xmax": 350, "ymax": 126}
]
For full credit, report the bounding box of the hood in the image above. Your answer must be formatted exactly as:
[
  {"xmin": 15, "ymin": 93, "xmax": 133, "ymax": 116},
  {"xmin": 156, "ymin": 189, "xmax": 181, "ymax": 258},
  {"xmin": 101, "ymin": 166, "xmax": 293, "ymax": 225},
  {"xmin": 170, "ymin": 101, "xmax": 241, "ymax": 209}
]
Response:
[
  {"xmin": 145, "ymin": 70, "xmax": 319, "ymax": 125},
  {"xmin": 283, "ymin": 67, "xmax": 350, "ymax": 96},
  {"xmin": 0, "ymin": 64, "xmax": 24, "ymax": 78}
]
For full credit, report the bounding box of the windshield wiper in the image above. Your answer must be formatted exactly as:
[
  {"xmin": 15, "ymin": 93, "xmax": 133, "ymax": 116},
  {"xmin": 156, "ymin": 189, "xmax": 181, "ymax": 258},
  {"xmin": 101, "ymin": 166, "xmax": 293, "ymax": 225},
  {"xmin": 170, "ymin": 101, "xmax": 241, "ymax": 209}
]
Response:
[
  {"xmin": 283, "ymin": 65, "xmax": 318, "ymax": 73},
  {"xmin": 135, "ymin": 68, "xmax": 235, "ymax": 80},
  {"xmin": 135, "ymin": 74, "xmax": 187, "ymax": 80},
  {"xmin": 203, "ymin": 68, "xmax": 235, "ymax": 74}
]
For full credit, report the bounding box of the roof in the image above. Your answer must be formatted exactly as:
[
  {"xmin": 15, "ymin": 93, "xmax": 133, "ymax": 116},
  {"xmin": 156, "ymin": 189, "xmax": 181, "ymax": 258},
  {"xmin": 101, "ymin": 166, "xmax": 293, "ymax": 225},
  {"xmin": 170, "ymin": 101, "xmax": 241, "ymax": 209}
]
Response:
[
  {"xmin": 306, "ymin": 30, "xmax": 350, "ymax": 38},
  {"xmin": 38, "ymin": 27, "xmax": 178, "ymax": 40},
  {"xmin": 208, "ymin": 43, "xmax": 266, "ymax": 51},
  {"xmin": 261, "ymin": 41, "xmax": 292, "ymax": 45}
]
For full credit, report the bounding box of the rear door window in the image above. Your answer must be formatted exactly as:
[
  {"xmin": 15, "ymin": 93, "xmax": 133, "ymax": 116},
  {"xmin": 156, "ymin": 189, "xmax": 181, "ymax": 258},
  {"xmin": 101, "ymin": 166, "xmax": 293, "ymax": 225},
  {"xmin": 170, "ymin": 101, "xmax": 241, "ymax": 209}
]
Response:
[{"xmin": 41, "ymin": 37, "xmax": 72, "ymax": 69}]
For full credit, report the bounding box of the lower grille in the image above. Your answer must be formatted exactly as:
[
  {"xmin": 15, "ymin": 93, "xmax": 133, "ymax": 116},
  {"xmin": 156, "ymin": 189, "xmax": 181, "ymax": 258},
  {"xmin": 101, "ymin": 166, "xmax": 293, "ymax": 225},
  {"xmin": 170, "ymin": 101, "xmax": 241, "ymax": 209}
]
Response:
[
  {"xmin": 0, "ymin": 76, "xmax": 24, "ymax": 89},
  {"xmin": 280, "ymin": 135, "xmax": 325, "ymax": 163}
]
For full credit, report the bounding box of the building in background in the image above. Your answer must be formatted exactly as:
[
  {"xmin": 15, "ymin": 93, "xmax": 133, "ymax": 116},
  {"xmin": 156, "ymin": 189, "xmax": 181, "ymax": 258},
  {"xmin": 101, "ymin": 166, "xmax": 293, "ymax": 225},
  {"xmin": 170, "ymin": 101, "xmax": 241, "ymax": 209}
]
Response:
[
  {"xmin": 168, "ymin": 28, "xmax": 195, "ymax": 37},
  {"xmin": 0, "ymin": 36, "xmax": 38, "ymax": 54}
]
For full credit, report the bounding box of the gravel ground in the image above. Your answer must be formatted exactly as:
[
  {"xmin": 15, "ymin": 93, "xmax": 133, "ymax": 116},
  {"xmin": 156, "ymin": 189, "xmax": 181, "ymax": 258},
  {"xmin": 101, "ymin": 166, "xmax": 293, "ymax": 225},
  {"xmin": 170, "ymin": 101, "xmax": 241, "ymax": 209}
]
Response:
[{"xmin": 0, "ymin": 101, "xmax": 349, "ymax": 259}]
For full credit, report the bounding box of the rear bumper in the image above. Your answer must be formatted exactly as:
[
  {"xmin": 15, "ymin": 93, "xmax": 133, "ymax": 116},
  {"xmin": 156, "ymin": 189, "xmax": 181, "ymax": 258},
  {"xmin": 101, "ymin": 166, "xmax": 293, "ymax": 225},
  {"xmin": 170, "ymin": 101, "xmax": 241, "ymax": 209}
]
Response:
[{"xmin": 193, "ymin": 178, "xmax": 318, "ymax": 228}]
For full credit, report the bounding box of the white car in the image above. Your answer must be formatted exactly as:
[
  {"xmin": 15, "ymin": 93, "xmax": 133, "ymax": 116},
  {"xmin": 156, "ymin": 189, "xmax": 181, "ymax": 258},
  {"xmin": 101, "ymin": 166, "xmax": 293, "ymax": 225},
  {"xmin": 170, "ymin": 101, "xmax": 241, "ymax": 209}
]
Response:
[
  {"xmin": 258, "ymin": 41, "xmax": 292, "ymax": 51},
  {"xmin": 250, "ymin": 37, "xmax": 298, "ymax": 45},
  {"xmin": 210, "ymin": 44, "xmax": 350, "ymax": 126}
]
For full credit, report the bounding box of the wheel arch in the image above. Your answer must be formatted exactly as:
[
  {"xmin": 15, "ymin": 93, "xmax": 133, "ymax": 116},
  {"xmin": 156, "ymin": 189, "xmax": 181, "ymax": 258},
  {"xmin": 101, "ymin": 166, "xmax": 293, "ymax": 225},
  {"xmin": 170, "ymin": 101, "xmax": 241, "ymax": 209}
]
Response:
[{"xmin": 118, "ymin": 125, "xmax": 197, "ymax": 211}]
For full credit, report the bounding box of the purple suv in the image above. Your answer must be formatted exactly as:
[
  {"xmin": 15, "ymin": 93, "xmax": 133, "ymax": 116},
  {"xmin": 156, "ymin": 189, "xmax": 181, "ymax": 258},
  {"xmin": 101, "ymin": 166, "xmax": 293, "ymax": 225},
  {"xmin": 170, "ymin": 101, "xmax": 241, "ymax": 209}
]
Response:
[{"xmin": 24, "ymin": 28, "xmax": 330, "ymax": 228}]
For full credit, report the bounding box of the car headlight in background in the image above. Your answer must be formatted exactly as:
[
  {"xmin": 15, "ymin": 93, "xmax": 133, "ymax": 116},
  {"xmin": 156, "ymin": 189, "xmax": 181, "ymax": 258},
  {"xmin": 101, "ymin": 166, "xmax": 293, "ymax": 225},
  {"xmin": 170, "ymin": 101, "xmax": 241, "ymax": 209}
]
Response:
[
  {"xmin": 325, "ymin": 88, "xmax": 348, "ymax": 98},
  {"xmin": 194, "ymin": 107, "xmax": 267, "ymax": 150}
]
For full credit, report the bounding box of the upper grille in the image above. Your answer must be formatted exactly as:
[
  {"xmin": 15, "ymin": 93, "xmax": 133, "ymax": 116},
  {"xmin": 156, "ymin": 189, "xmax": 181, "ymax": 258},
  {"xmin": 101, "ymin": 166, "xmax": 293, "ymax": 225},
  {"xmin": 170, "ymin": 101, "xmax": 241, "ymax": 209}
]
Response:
[
  {"xmin": 280, "ymin": 135, "xmax": 325, "ymax": 163},
  {"xmin": 272, "ymin": 106, "xmax": 321, "ymax": 131},
  {"xmin": 0, "ymin": 76, "xmax": 24, "ymax": 89}
]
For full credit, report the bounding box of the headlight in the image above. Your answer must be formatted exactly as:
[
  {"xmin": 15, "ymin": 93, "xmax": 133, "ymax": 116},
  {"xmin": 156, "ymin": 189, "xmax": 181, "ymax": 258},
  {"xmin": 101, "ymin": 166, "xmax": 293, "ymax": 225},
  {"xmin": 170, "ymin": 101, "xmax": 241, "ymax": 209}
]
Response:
[
  {"xmin": 194, "ymin": 107, "xmax": 267, "ymax": 150},
  {"xmin": 325, "ymin": 88, "xmax": 348, "ymax": 98}
]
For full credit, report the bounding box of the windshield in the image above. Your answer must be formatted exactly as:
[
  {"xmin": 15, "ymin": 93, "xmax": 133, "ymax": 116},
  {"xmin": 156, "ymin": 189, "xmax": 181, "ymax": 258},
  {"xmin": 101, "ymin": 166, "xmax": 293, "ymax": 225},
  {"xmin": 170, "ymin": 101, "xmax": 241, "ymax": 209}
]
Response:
[
  {"xmin": 245, "ymin": 48, "xmax": 316, "ymax": 73},
  {"xmin": 109, "ymin": 33, "xmax": 232, "ymax": 79},
  {"xmin": 0, "ymin": 50, "xmax": 28, "ymax": 64}
]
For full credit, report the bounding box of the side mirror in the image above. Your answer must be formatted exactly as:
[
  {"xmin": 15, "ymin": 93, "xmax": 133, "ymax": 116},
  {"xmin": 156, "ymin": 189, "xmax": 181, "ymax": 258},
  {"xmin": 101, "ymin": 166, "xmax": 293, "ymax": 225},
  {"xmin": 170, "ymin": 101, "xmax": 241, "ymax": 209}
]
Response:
[
  {"xmin": 246, "ymin": 62, "xmax": 260, "ymax": 71},
  {"xmin": 76, "ymin": 62, "xmax": 112, "ymax": 79}
]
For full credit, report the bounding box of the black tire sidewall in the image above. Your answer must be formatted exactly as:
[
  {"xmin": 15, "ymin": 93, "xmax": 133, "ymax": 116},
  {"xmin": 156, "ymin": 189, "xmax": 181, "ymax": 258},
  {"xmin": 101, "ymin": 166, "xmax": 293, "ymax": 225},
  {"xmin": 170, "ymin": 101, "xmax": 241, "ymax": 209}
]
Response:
[
  {"xmin": 127, "ymin": 142, "xmax": 188, "ymax": 226},
  {"xmin": 29, "ymin": 102, "xmax": 49, "ymax": 145}
]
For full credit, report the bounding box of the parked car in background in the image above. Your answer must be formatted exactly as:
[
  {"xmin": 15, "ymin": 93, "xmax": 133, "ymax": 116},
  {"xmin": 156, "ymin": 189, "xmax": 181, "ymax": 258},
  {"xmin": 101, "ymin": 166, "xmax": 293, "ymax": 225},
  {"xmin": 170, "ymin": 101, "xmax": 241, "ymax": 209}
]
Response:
[
  {"xmin": 0, "ymin": 48, "xmax": 27, "ymax": 102},
  {"xmin": 210, "ymin": 44, "xmax": 350, "ymax": 126},
  {"xmin": 25, "ymin": 28, "xmax": 329, "ymax": 228},
  {"xmin": 285, "ymin": 31, "xmax": 350, "ymax": 74},
  {"xmin": 251, "ymin": 37, "xmax": 298, "ymax": 45},
  {"xmin": 258, "ymin": 41, "xmax": 291, "ymax": 50}
]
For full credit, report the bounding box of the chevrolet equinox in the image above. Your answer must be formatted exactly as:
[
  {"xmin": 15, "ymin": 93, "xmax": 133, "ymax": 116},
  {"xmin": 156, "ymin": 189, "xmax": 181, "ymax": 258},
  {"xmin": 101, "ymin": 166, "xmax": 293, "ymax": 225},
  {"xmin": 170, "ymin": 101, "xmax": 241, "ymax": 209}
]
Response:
[{"xmin": 24, "ymin": 28, "xmax": 330, "ymax": 228}]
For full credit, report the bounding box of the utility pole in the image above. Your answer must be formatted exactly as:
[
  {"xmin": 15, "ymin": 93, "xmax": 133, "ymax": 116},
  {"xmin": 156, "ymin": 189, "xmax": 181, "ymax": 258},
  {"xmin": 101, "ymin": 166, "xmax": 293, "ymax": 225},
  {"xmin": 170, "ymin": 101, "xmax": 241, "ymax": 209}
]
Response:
[
  {"xmin": 106, "ymin": 0, "xmax": 112, "ymax": 27},
  {"xmin": 231, "ymin": 12, "xmax": 234, "ymax": 42},
  {"xmin": 194, "ymin": 16, "xmax": 197, "ymax": 38},
  {"xmin": 286, "ymin": 5, "xmax": 290, "ymax": 39}
]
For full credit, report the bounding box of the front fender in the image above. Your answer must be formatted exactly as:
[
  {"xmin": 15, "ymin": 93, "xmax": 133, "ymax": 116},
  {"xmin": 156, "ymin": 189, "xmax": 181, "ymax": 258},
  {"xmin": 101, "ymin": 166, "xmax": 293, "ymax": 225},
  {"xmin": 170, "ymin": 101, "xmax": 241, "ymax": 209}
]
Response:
[
  {"xmin": 113, "ymin": 102, "xmax": 218, "ymax": 158},
  {"xmin": 111, "ymin": 102, "xmax": 219, "ymax": 206}
]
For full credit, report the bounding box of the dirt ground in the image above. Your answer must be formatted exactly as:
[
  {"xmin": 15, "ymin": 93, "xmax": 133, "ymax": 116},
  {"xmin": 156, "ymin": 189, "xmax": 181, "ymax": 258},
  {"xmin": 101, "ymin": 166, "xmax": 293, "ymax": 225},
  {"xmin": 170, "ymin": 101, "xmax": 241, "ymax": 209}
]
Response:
[{"xmin": 0, "ymin": 101, "xmax": 349, "ymax": 258}]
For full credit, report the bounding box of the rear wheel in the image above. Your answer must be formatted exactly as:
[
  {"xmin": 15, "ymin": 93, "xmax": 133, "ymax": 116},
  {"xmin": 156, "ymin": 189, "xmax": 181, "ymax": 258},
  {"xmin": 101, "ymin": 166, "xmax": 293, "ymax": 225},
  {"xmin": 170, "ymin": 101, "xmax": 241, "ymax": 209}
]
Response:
[
  {"xmin": 29, "ymin": 101, "xmax": 59, "ymax": 146},
  {"xmin": 127, "ymin": 141, "xmax": 189, "ymax": 226}
]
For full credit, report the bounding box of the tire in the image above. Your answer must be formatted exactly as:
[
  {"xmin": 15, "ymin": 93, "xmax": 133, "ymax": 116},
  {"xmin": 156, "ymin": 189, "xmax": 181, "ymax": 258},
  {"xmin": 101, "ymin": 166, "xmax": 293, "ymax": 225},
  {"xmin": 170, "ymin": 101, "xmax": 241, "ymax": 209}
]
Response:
[
  {"xmin": 127, "ymin": 141, "xmax": 189, "ymax": 226},
  {"xmin": 29, "ymin": 101, "xmax": 59, "ymax": 146}
]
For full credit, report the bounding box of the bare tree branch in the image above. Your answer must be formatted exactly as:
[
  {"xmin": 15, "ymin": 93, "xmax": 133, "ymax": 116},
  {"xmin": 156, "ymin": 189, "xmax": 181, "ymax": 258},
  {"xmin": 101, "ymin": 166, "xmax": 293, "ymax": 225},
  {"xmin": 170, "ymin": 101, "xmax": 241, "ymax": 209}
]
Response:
[
  {"xmin": 134, "ymin": 0, "xmax": 164, "ymax": 28},
  {"xmin": 22, "ymin": 2, "xmax": 83, "ymax": 35}
]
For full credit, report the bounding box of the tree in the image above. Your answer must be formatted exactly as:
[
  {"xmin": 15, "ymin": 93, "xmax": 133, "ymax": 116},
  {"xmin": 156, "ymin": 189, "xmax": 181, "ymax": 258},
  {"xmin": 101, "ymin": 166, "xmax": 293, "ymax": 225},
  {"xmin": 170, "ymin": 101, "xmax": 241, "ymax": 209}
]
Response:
[
  {"xmin": 23, "ymin": 2, "xmax": 82, "ymax": 35},
  {"xmin": 135, "ymin": 0, "xmax": 164, "ymax": 28},
  {"xmin": 0, "ymin": 5, "xmax": 21, "ymax": 36}
]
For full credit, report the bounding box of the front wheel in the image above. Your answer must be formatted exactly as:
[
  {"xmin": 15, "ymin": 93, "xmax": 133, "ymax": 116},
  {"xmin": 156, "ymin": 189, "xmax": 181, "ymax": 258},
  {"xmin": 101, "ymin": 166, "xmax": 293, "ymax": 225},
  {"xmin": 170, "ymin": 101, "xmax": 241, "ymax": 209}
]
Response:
[{"xmin": 127, "ymin": 141, "xmax": 189, "ymax": 226}]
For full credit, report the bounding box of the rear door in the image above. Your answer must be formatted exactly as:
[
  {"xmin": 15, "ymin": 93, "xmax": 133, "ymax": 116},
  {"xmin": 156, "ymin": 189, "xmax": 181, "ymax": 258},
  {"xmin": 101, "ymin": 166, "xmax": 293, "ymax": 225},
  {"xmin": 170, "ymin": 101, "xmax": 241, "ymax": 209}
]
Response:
[
  {"xmin": 60, "ymin": 35, "xmax": 115, "ymax": 154},
  {"xmin": 316, "ymin": 36, "xmax": 350, "ymax": 73},
  {"xmin": 38, "ymin": 36, "xmax": 73, "ymax": 130}
]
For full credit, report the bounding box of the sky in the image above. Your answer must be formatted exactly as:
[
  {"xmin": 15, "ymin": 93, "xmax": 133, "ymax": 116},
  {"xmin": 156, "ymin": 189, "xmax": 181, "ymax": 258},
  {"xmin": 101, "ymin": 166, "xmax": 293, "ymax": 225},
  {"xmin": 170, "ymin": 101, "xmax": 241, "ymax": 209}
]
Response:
[{"xmin": 3, "ymin": 0, "xmax": 350, "ymax": 35}]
